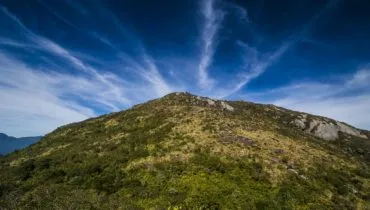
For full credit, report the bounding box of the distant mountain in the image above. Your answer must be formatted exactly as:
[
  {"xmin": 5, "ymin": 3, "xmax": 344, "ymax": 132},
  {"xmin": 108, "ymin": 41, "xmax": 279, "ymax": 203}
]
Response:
[
  {"xmin": 0, "ymin": 92, "xmax": 369, "ymax": 209},
  {"xmin": 0, "ymin": 133, "xmax": 42, "ymax": 155}
]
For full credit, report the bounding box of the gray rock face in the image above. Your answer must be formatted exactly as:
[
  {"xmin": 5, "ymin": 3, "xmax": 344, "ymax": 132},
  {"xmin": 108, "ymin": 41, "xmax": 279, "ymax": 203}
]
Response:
[
  {"xmin": 220, "ymin": 101, "xmax": 234, "ymax": 111},
  {"xmin": 206, "ymin": 99, "xmax": 216, "ymax": 106},
  {"xmin": 309, "ymin": 120, "xmax": 339, "ymax": 140},
  {"xmin": 293, "ymin": 119, "xmax": 306, "ymax": 129},
  {"xmin": 189, "ymin": 94, "xmax": 234, "ymax": 111},
  {"xmin": 337, "ymin": 122, "xmax": 367, "ymax": 138},
  {"xmin": 292, "ymin": 115, "xmax": 368, "ymax": 141}
]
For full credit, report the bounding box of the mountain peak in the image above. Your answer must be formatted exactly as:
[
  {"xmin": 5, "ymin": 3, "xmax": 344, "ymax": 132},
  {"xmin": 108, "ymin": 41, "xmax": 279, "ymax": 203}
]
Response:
[
  {"xmin": 0, "ymin": 133, "xmax": 8, "ymax": 138},
  {"xmin": 1, "ymin": 94, "xmax": 369, "ymax": 209},
  {"xmin": 161, "ymin": 92, "xmax": 369, "ymax": 141},
  {"xmin": 161, "ymin": 92, "xmax": 235, "ymax": 111}
]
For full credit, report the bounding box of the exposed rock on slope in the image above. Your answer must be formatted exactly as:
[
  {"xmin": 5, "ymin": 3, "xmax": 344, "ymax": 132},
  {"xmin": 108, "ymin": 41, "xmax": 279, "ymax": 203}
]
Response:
[
  {"xmin": 0, "ymin": 92, "xmax": 369, "ymax": 209},
  {"xmin": 292, "ymin": 114, "xmax": 368, "ymax": 141},
  {"xmin": 186, "ymin": 93, "xmax": 234, "ymax": 111}
]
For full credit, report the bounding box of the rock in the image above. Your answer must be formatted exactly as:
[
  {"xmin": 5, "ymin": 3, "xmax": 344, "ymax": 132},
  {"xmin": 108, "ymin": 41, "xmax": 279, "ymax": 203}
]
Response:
[
  {"xmin": 309, "ymin": 120, "xmax": 339, "ymax": 140},
  {"xmin": 299, "ymin": 175, "xmax": 308, "ymax": 180},
  {"xmin": 206, "ymin": 99, "xmax": 216, "ymax": 106},
  {"xmin": 292, "ymin": 116, "xmax": 368, "ymax": 141},
  {"xmin": 168, "ymin": 187, "xmax": 179, "ymax": 194},
  {"xmin": 220, "ymin": 101, "xmax": 234, "ymax": 111},
  {"xmin": 337, "ymin": 122, "xmax": 368, "ymax": 139},
  {"xmin": 288, "ymin": 169, "xmax": 299, "ymax": 175},
  {"xmin": 287, "ymin": 164, "xmax": 296, "ymax": 169},
  {"xmin": 191, "ymin": 95, "xmax": 218, "ymax": 107},
  {"xmin": 270, "ymin": 158, "xmax": 279, "ymax": 163},
  {"xmin": 292, "ymin": 119, "xmax": 306, "ymax": 129},
  {"xmin": 236, "ymin": 136, "xmax": 255, "ymax": 145},
  {"xmin": 273, "ymin": 106, "xmax": 283, "ymax": 112},
  {"xmin": 273, "ymin": 149, "xmax": 285, "ymax": 155}
]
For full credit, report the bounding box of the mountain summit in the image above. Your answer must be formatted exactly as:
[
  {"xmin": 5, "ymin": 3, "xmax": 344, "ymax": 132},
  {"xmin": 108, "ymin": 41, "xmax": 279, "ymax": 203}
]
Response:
[{"xmin": 1, "ymin": 92, "xmax": 369, "ymax": 209}]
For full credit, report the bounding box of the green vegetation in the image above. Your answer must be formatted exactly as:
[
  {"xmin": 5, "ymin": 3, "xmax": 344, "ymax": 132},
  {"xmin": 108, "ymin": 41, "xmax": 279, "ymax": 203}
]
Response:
[{"xmin": 0, "ymin": 92, "xmax": 369, "ymax": 209}]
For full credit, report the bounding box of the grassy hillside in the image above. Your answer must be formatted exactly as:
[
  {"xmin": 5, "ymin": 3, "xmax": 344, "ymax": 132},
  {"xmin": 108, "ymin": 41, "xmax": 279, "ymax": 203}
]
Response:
[{"xmin": 1, "ymin": 92, "xmax": 369, "ymax": 209}]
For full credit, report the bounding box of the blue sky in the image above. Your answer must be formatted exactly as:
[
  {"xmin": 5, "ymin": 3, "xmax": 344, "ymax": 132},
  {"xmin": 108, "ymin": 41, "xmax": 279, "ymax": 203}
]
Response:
[{"xmin": 0, "ymin": 0, "xmax": 369, "ymax": 137}]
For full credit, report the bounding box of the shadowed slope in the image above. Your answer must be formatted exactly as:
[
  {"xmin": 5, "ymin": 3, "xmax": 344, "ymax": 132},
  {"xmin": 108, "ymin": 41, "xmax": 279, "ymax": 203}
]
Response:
[{"xmin": 0, "ymin": 133, "xmax": 42, "ymax": 155}]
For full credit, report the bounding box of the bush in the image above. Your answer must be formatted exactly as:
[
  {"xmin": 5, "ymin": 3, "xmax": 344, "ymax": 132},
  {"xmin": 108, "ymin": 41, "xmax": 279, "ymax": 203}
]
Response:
[
  {"xmin": 325, "ymin": 171, "xmax": 350, "ymax": 195},
  {"xmin": 12, "ymin": 159, "xmax": 36, "ymax": 180}
]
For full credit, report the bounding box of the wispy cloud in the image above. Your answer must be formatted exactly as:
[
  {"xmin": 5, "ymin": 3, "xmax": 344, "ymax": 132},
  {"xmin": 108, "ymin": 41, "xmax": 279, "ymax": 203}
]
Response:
[
  {"xmin": 198, "ymin": 0, "xmax": 224, "ymax": 90},
  {"xmin": 141, "ymin": 55, "xmax": 173, "ymax": 96},
  {"xmin": 35, "ymin": 0, "xmax": 130, "ymax": 52},
  {"xmin": 347, "ymin": 68, "xmax": 370, "ymax": 88},
  {"xmin": 216, "ymin": 40, "xmax": 292, "ymax": 98},
  {"xmin": 218, "ymin": 0, "xmax": 341, "ymax": 98},
  {"xmin": 278, "ymin": 94, "xmax": 370, "ymax": 130},
  {"xmin": 247, "ymin": 68, "xmax": 370, "ymax": 129},
  {"xmin": 0, "ymin": 4, "xmax": 176, "ymax": 136},
  {"xmin": 0, "ymin": 37, "xmax": 36, "ymax": 49},
  {"xmin": 1, "ymin": 3, "xmax": 173, "ymax": 98},
  {"xmin": 36, "ymin": 0, "xmax": 79, "ymax": 29},
  {"xmin": 0, "ymin": 52, "xmax": 93, "ymax": 137},
  {"xmin": 1, "ymin": 0, "xmax": 367, "ymax": 136},
  {"xmin": 225, "ymin": 2, "xmax": 250, "ymax": 23}
]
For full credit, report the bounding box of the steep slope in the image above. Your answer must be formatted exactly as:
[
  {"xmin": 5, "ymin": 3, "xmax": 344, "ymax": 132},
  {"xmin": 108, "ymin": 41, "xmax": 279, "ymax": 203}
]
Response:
[
  {"xmin": 0, "ymin": 92, "xmax": 369, "ymax": 209},
  {"xmin": 0, "ymin": 133, "xmax": 42, "ymax": 155}
]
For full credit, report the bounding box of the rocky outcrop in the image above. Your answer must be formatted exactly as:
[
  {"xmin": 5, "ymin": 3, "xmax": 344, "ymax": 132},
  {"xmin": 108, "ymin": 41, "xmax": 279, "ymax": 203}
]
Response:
[
  {"xmin": 183, "ymin": 93, "xmax": 234, "ymax": 111},
  {"xmin": 293, "ymin": 119, "xmax": 306, "ymax": 129},
  {"xmin": 308, "ymin": 120, "xmax": 341, "ymax": 140},
  {"xmin": 292, "ymin": 115, "xmax": 368, "ymax": 141},
  {"xmin": 206, "ymin": 98, "xmax": 216, "ymax": 106},
  {"xmin": 220, "ymin": 101, "xmax": 234, "ymax": 111}
]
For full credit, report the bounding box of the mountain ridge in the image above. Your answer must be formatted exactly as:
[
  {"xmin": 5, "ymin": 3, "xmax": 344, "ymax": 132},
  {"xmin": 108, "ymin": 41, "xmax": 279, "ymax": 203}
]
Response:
[
  {"xmin": 158, "ymin": 92, "xmax": 369, "ymax": 141},
  {"xmin": 0, "ymin": 92, "xmax": 369, "ymax": 209},
  {"xmin": 0, "ymin": 133, "xmax": 42, "ymax": 155}
]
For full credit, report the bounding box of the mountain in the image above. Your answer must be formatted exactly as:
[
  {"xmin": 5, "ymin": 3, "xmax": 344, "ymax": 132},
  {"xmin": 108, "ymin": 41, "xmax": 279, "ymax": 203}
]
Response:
[
  {"xmin": 0, "ymin": 133, "xmax": 42, "ymax": 155},
  {"xmin": 0, "ymin": 92, "xmax": 369, "ymax": 209}
]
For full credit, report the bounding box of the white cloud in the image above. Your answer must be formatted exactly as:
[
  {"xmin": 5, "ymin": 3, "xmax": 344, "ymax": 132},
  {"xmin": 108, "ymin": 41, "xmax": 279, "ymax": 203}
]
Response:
[
  {"xmin": 198, "ymin": 0, "xmax": 224, "ymax": 89},
  {"xmin": 141, "ymin": 55, "xmax": 173, "ymax": 96},
  {"xmin": 1, "ymin": 0, "xmax": 367, "ymax": 137},
  {"xmin": 0, "ymin": 53, "xmax": 93, "ymax": 137},
  {"xmin": 249, "ymin": 69, "xmax": 370, "ymax": 130},
  {"xmin": 216, "ymin": 0, "xmax": 341, "ymax": 98},
  {"xmin": 347, "ymin": 68, "xmax": 370, "ymax": 88},
  {"xmin": 275, "ymin": 94, "xmax": 370, "ymax": 130},
  {"xmin": 0, "ymin": 6, "xmax": 176, "ymax": 136},
  {"xmin": 0, "ymin": 49, "xmax": 173, "ymax": 137},
  {"xmin": 229, "ymin": 41, "xmax": 292, "ymax": 96}
]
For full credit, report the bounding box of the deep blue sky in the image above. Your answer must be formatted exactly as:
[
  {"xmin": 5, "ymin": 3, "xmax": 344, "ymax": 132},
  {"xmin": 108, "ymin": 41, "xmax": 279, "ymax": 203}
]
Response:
[{"xmin": 0, "ymin": 0, "xmax": 369, "ymax": 137}]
